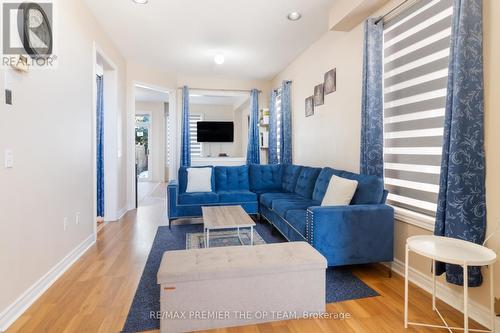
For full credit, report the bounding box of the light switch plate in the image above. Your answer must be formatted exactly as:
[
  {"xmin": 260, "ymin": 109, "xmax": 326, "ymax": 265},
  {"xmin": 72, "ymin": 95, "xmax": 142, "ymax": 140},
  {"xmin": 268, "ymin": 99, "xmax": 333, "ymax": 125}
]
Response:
[
  {"xmin": 4, "ymin": 70, "xmax": 15, "ymax": 110},
  {"xmin": 4, "ymin": 150, "xmax": 13, "ymax": 168},
  {"xmin": 5, "ymin": 89, "xmax": 12, "ymax": 105}
]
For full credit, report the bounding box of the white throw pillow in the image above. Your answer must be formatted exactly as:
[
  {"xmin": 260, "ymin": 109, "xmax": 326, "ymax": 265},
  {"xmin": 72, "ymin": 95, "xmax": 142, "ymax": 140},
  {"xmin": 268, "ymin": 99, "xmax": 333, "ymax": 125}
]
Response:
[
  {"xmin": 321, "ymin": 175, "xmax": 358, "ymax": 206},
  {"xmin": 186, "ymin": 167, "xmax": 213, "ymax": 193}
]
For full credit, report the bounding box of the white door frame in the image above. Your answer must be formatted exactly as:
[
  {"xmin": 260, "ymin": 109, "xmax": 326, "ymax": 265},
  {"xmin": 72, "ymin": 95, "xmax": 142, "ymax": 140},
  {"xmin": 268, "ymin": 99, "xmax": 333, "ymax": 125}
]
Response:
[
  {"xmin": 128, "ymin": 82, "xmax": 177, "ymax": 210},
  {"xmin": 92, "ymin": 42, "xmax": 121, "ymax": 238}
]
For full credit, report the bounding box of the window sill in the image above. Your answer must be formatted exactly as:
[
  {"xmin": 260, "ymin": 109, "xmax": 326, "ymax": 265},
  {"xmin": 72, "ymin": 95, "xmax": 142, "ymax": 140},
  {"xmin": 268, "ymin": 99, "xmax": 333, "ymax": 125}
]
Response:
[{"xmin": 392, "ymin": 206, "xmax": 435, "ymax": 232}]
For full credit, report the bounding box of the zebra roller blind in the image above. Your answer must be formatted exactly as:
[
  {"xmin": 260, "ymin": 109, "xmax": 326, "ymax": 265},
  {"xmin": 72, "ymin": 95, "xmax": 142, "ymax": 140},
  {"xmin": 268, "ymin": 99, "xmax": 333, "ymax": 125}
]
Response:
[
  {"xmin": 189, "ymin": 114, "xmax": 203, "ymax": 157},
  {"xmin": 383, "ymin": 0, "xmax": 453, "ymax": 217}
]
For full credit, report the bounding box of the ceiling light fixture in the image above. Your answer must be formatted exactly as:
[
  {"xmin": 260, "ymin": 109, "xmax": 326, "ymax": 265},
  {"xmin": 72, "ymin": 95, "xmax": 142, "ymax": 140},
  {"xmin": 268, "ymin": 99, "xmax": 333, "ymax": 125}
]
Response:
[
  {"xmin": 214, "ymin": 53, "xmax": 225, "ymax": 65},
  {"xmin": 132, "ymin": 0, "xmax": 148, "ymax": 4},
  {"xmin": 287, "ymin": 12, "xmax": 302, "ymax": 21}
]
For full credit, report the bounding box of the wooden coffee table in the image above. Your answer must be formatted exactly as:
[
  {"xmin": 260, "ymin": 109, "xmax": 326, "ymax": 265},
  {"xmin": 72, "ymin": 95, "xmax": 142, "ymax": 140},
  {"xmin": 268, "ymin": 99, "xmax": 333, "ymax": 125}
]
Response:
[{"xmin": 202, "ymin": 206, "xmax": 256, "ymax": 248}]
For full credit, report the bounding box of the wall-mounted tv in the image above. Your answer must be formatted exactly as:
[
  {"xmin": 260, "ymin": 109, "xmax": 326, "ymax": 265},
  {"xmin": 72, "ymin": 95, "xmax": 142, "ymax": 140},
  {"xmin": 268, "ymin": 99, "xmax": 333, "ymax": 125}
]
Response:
[{"xmin": 197, "ymin": 121, "xmax": 234, "ymax": 142}]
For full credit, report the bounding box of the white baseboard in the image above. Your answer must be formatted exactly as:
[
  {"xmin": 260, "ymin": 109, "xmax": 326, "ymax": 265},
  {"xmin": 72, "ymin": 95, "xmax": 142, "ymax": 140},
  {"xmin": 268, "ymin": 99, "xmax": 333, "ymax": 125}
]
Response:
[
  {"xmin": 105, "ymin": 206, "xmax": 130, "ymax": 223},
  {"xmin": 0, "ymin": 234, "xmax": 96, "ymax": 331},
  {"xmin": 389, "ymin": 259, "xmax": 500, "ymax": 331},
  {"xmin": 116, "ymin": 206, "xmax": 129, "ymax": 221}
]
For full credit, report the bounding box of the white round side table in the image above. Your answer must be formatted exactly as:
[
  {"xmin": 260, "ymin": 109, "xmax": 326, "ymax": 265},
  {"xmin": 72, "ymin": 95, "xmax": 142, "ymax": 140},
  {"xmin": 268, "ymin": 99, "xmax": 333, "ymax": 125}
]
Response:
[{"xmin": 404, "ymin": 235, "xmax": 497, "ymax": 333}]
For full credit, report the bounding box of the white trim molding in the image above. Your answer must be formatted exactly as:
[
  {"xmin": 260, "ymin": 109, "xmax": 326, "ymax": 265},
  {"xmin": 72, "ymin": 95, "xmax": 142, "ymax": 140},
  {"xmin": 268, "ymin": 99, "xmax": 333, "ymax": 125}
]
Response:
[
  {"xmin": 116, "ymin": 206, "xmax": 130, "ymax": 221},
  {"xmin": 0, "ymin": 234, "xmax": 96, "ymax": 331},
  {"xmin": 394, "ymin": 206, "xmax": 435, "ymax": 231},
  {"xmin": 389, "ymin": 259, "xmax": 500, "ymax": 331}
]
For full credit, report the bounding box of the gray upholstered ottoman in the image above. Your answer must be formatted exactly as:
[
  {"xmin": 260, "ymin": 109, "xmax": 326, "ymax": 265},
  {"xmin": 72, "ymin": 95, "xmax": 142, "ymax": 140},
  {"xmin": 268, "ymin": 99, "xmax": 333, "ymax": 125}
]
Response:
[{"xmin": 157, "ymin": 242, "xmax": 327, "ymax": 333}]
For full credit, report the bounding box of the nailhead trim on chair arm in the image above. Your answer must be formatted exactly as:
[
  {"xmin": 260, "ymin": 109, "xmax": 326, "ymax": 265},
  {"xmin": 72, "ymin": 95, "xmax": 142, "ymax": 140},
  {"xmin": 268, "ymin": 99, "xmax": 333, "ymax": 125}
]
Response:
[{"xmin": 306, "ymin": 209, "xmax": 314, "ymax": 246}]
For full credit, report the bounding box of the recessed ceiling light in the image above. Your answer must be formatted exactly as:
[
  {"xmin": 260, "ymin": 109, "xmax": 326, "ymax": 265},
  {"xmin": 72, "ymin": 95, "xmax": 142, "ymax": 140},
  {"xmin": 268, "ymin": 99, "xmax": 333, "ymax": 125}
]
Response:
[
  {"xmin": 287, "ymin": 12, "xmax": 302, "ymax": 21},
  {"xmin": 214, "ymin": 53, "xmax": 225, "ymax": 65},
  {"xmin": 132, "ymin": 0, "xmax": 148, "ymax": 4}
]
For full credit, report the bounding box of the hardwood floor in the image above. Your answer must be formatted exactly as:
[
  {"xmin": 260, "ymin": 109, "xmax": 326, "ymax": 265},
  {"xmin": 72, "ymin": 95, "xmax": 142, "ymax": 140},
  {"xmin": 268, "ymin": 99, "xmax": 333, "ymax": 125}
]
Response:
[{"xmin": 6, "ymin": 184, "xmax": 485, "ymax": 333}]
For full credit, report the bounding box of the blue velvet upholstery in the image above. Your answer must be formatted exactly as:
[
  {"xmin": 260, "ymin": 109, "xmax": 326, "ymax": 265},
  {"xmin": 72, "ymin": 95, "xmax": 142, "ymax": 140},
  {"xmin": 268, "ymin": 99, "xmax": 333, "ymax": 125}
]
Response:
[
  {"xmin": 178, "ymin": 192, "xmax": 219, "ymax": 205},
  {"xmin": 312, "ymin": 168, "xmax": 336, "ymax": 202},
  {"xmin": 249, "ymin": 164, "xmax": 282, "ymax": 192},
  {"xmin": 252, "ymin": 189, "xmax": 283, "ymax": 195},
  {"xmin": 294, "ymin": 167, "xmax": 322, "ymax": 199},
  {"xmin": 285, "ymin": 210, "xmax": 308, "ymax": 238},
  {"xmin": 336, "ymin": 170, "xmax": 384, "ymax": 204},
  {"xmin": 281, "ymin": 164, "xmax": 303, "ymax": 192},
  {"xmin": 169, "ymin": 167, "xmax": 258, "ymax": 220},
  {"xmin": 307, "ymin": 205, "xmax": 394, "ymax": 266},
  {"xmin": 261, "ymin": 205, "xmax": 307, "ymax": 242},
  {"xmin": 168, "ymin": 177, "xmax": 258, "ymax": 220},
  {"xmin": 167, "ymin": 164, "xmax": 394, "ymax": 267},
  {"xmin": 175, "ymin": 202, "xmax": 258, "ymax": 219},
  {"xmin": 272, "ymin": 198, "xmax": 319, "ymax": 217},
  {"xmin": 260, "ymin": 192, "xmax": 300, "ymax": 208},
  {"xmin": 167, "ymin": 180, "xmax": 179, "ymax": 218},
  {"xmin": 214, "ymin": 166, "xmax": 250, "ymax": 191},
  {"xmin": 218, "ymin": 190, "xmax": 257, "ymax": 203}
]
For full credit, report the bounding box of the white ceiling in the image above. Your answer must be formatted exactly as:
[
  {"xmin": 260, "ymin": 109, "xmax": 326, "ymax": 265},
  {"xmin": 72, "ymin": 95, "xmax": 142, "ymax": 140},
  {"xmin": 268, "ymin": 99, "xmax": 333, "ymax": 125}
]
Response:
[
  {"xmin": 134, "ymin": 85, "xmax": 169, "ymax": 103},
  {"xmin": 84, "ymin": 0, "xmax": 335, "ymax": 80}
]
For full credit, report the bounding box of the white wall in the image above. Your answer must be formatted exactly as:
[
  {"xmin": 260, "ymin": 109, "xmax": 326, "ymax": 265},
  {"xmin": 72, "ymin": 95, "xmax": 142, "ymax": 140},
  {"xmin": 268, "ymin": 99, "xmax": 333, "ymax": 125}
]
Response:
[
  {"xmin": 234, "ymin": 99, "xmax": 265, "ymax": 163},
  {"xmin": 0, "ymin": 0, "xmax": 127, "ymax": 327},
  {"xmin": 234, "ymin": 99, "xmax": 250, "ymax": 157},
  {"xmin": 190, "ymin": 103, "xmax": 243, "ymax": 157},
  {"xmin": 271, "ymin": 25, "xmax": 363, "ymax": 172},
  {"xmin": 135, "ymin": 101, "xmax": 167, "ymax": 182}
]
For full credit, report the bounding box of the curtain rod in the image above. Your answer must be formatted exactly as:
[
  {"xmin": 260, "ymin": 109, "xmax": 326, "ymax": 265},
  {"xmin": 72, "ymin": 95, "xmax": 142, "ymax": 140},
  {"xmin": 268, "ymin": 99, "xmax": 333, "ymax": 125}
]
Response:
[
  {"xmin": 176, "ymin": 87, "xmax": 261, "ymax": 93},
  {"xmin": 375, "ymin": 0, "xmax": 418, "ymax": 24},
  {"xmin": 273, "ymin": 80, "xmax": 292, "ymax": 93}
]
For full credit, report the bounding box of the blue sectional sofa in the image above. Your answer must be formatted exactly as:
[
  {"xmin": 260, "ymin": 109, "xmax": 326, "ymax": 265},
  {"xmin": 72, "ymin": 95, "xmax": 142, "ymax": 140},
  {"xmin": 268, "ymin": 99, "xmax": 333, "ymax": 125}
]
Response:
[{"xmin": 167, "ymin": 164, "xmax": 394, "ymax": 267}]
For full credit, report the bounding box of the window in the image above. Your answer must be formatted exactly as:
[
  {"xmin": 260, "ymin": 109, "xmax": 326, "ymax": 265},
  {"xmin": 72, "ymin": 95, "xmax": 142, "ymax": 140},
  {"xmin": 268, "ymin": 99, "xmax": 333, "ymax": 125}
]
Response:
[
  {"xmin": 189, "ymin": 114, "xmax": 203, "ymax": 157},
  {"xmin": 275, "ymin": 90, "xmax": 282, "ymax": 163},
  {"xmin": 383, "ymin": 0, "xmax": 453, "ymax": 217}
]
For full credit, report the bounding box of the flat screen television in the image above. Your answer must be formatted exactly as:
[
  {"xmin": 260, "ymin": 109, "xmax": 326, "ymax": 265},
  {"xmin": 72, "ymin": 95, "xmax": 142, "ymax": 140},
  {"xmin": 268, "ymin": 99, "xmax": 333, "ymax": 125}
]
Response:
[{"xmin": 197, "ymin": 121, "xmax": 234, "ymax": 142}]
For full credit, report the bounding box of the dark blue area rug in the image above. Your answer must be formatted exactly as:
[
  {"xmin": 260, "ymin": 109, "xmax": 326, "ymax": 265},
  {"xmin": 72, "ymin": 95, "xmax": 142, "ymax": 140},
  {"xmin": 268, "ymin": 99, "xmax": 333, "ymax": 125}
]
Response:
[{"xmin": 122, "ymin": 222, "xmax": 378, "ymax": 333}]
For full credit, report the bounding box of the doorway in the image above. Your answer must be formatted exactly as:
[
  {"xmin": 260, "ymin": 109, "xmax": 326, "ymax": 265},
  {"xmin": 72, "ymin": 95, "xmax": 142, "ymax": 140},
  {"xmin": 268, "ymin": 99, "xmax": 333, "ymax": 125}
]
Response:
[
  {"xmin": 134, "ymin": 84, "xmax": 170, "ymax": 207},
  {"xmin": 135, "ymin": 113, "xmax": 152, "ymax": 182},
  {"xmin": 94, "ymin": 45, "xmax": 120, "ymax": 236}
]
